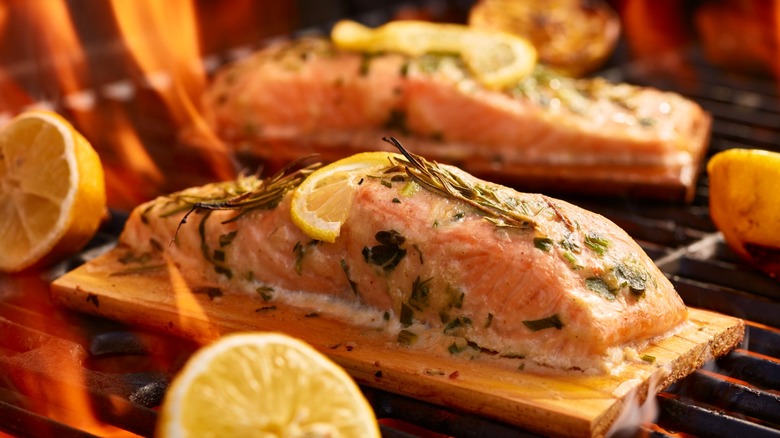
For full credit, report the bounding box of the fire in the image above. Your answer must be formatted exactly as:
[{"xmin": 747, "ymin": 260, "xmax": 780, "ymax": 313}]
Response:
[
  {"xmin": 0, "ymin": 274, "xmax": 139, "ymax": 437},
  {"xmin": 109, "ymin": 0, "xmax": 236, "ymax": 184},
  {"xmin": 616, "ymin": 0, "xmax": 696, "ymax": 82},
  {"xmin": 4, "ymin": 0, "xmax": 165, "ymax": 211},
  {"xmin": 165, "ymin": 255, "xmax": 222, "ymax": 343}
]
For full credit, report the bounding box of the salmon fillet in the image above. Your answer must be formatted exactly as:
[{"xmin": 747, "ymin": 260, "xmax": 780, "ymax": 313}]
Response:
[
  {"xmin": 118, "ymin": 150, "xmax": 688, "ymax": 373},
  {"xmin": 200, "ymin": 37, "xmax": 711, "ymax": 201}
]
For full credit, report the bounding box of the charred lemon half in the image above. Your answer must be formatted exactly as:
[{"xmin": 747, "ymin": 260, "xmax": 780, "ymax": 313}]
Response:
[{"xmin": 708, "ymin": 148, "xmax": 780, "ymax": 277}]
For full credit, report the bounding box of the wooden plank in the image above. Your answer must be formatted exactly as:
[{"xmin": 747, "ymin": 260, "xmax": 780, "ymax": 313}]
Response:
[{"xmin": 50, "ymin": 250, "xmax": 745, "ymax": 438}]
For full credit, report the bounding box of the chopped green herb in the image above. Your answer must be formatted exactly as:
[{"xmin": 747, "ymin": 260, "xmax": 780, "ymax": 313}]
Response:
[
  {"xmin": 362, "ymin": 230, "xmax": 407, "ymax": 272},
  {"xmin": 615, "ymin": 261, "xmax": 649, "ymax": 298},
  {"xmin": 214, "ymin": 265, "xmax": 233, "ymax": 278},
  {"xmin": 397, "ymin": 329, "xmax": 418, "ymax": 346},
  {"xmin": 198, "ymin": 210, "xmax": 232, "ymax": 279},
  {"xmin": 218, "ymin": 230, "xmax": 237, "ymax": 247},
  {"xmin": 256, "ymin": 286, "xmax": 274, "ymax": 301},
  {"xmin": 442, "ymin": 284, "xmax": 464, "ymax": 311},
  {"xmin": 400, "ymin": 61, "xmax": 410, "ymax": 77},
  {"xmin": 585, "ymin": 277, "xmax": 616, "ymax": 300},
  {"xmin": 560, "ymin": 235, "xmax": 581, "ymax": 253},
  {"xmin": 522, "ymin": 314, "xmax": 563, "ymax": 331},
  {"xmin": 562, "ymin": 251, "xmax": 583, "ymax": 270},
  {"xmin": 639, "ymin": 117, "xmax": 656, "ymax": 127},
  {"xmin": 340, "ymin": 259, "xmax": 359, "ymax": 296},
  {"xmin": 293, "ymin": 241, "xmax": 304, "ymax": 275},
  {"xmin": 444, "ymin": 317, "xmax": 472, "ymax": 335},
  {"xmin": 408, "ymin": 276, "xmax": 433, "ymax": 311},
  {"xmin": 533, "ymin": 237, "xmax": 554, "ymax": 252},
  {"xmin": 640, "ymin": 354, "xmax": 656, "ymax": 363},
  {"xmin": 293, "ymin": 240, "xmax": 319, "ymax": 275},
  {"xmin": 399, "ymin": 302, "xmax": 414, "ymax": 327},
  {"xmin": 453, "ymin": 211, "xmax": 465, "ymax": 220},
  {"xmin": 584, "ymin": 233, "xmax": 610, "ymax": 256},
  {"xmin": 392, "ymin": 197, "xmax": 401, "ymax": 203},
  {"xmin": 359, "ymin": 53, "xmax": 372, "ymax": 76},
  {"xmin": 399, "ymin": 180, "xmax": 419, "ymax": 197},
  {"xmin": 380, "ymin": 180, "xmax": 393, "ymax": 188},
  {"xmin": 448, "ymin": 341, "xmax": 467, "ymax": 355}
]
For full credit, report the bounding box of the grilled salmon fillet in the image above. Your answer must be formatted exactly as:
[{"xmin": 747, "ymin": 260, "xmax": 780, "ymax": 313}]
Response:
[
  {"xmin": 118, "ymin": 150, "xmax": 688, "ymax": 373},
  {"xmin": 200, "ymin": 37, "xmax": 711, "ymax": 201}
]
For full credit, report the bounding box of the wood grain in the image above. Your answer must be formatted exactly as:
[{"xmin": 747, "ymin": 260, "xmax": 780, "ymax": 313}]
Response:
[{"xmin": 51, "ymin": 249, "xmax": 744, "ymax": 438}]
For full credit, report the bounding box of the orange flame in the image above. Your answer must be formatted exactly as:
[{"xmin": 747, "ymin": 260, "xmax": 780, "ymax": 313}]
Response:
[
  {"xmin": 0, "ymin": 72, "xmax": 33, "ymax": 115},
  {"xmin": 22, "ymin": 0, "xmax": 84, "ymax": 97},
  {"xmin": 0, "ymin": 274, "xmax": 137, "ymax": 436},
  {"xmin": 15, "ymin": 0, "xmax": 164, "ymax": 210},
  {"xmin": 617, "ymin": 0, "xmax": 695, "ymax": 81},
  {"xmin": 109, "ymin": 0, "xmax": 236, "ymax": 183},
  {"xmin": 165, "ymin": 255, "xmax": 221, "ymax": 342},
  {"xmin": 0, "ymin": 1, "xmax": 7, "ymax": 30}
]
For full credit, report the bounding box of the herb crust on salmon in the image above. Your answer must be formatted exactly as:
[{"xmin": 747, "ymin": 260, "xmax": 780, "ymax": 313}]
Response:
[
  {"xmin": 117, "ymin": 146, "xmax": 688, "ymax": 373},
  {"xmin": 199, "ymin": 37, "xmax": 710, "ymax": 201}
]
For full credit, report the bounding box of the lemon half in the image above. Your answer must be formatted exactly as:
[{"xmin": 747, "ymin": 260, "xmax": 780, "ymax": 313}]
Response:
[
  {"xmin": 708, "ymin": 148, "xmax": 780, "ymax": 260},
  {"xmin": 290, "ymin": 151, "xmax": 398, "ymax": 243},
  {"xmin": 331, "ymin": 19, "xmax": 537, "ymax": 89},
  {"xmin": 157, "ymin": 332, "xmax": 380, "ymax": 437},
  {"xmin": 0, "ymin": 110, "xmax": 106, "ymax": 272}
]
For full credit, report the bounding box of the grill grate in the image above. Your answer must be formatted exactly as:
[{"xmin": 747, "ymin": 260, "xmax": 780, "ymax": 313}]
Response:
[{"xmin": 2, "ymin": 2, "xmax": 780, "ymax": 437}]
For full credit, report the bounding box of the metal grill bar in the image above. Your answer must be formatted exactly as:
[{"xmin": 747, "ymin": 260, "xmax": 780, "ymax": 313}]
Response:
[
  {"xmin": 656, "ymin": 393, "xmax": 780, "ymax": 438},
  {"xmin": 669, "ymin": 370, "xmax": 780, "ymax": 424}
]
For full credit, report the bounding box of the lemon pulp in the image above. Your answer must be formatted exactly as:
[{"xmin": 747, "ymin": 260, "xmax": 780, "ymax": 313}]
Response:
[
  {"xmin": 0, "ymin": 110, "xmax": 106, "ymax": 272},
  {"xmin": 290, "ymin": 151, "xmax": 399, "ymax": 243},
  {"xmin": 157, "ymin": 332, "xmax": 380, "ymax": 437},
  {"xmin": 331, "ymin": 19, "xmax": 537, "ymax": 89}
]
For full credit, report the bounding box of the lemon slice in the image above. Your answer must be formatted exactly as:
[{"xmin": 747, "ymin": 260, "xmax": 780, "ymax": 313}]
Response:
[
  {"xmin": 290, "ymin": 151, "xmax": 398, "ymax": 243},
  {"xmin": 0, "ymin": 110, "xmax": 106, "ymax": 272},
  {"xmin": 157, "ymin": 332, "xmax": 380, "ymax": 437},
  {"xmin": 331, "ymin": 19, "xmax": 537, "ymax": 89},
  {"xmin": 708, "ymin": 148, "xmax": 780, "ymax": 263}
]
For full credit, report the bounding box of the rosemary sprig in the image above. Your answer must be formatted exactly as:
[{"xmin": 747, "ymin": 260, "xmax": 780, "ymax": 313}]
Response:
[
  {"xmin": 383, "ymin": 137, "xmax": 537, "ymax": 230},
  {"xmin": 168, "ymin": 157, "xmax": 321, "ymax": 243}
]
